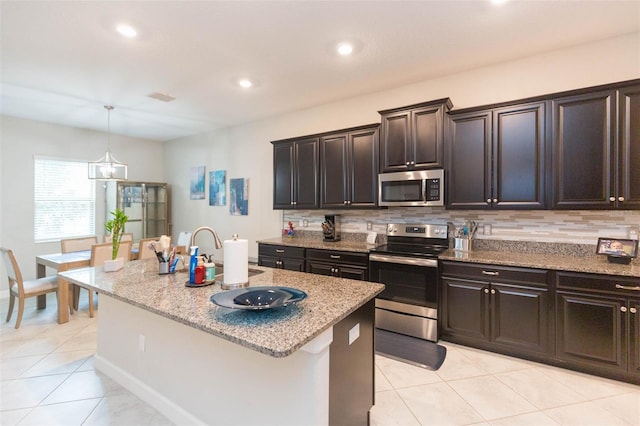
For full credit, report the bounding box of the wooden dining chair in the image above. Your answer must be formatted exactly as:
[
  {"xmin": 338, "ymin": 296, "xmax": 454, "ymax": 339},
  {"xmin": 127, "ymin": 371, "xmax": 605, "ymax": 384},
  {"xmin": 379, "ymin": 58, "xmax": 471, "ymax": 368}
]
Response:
[
  {"xmin": 103, "ymin": 233, "xmax": 133, "ymax": 243},
  {"xmin": 60, "ymin": 236, "xmax": 98, "ymax": 253},
  {"xmin": 1, "ymin": 248, "xmax": 62, "ymax": 329},
  {"xmin": 73, "ymin": 241, "xmax": 133, "ymax": 317}
]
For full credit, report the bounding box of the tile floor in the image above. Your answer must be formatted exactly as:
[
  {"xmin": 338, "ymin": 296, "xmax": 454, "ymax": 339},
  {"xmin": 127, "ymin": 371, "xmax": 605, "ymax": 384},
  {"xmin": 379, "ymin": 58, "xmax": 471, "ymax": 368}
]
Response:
[{"xmin": 1, "ymin": 293, "xmax": 639, "ymax": 425}]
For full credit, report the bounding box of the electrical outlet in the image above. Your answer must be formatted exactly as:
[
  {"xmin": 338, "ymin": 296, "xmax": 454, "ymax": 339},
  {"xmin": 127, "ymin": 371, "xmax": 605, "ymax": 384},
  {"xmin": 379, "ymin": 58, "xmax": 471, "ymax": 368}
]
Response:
[
  {"xmin": 303, "ymin": 219, "xmax": 308, "ymax": 228},
  {"xmin": 629, "ymin": 228, "xmax": 639, "ymax": 240},
  {"xmin": 366, "ymin": 221, "xmax": 373, "ymax": 230},
  {"xmin": 483, "ymin": 224, "xmax": 492, "ymax": 235}
]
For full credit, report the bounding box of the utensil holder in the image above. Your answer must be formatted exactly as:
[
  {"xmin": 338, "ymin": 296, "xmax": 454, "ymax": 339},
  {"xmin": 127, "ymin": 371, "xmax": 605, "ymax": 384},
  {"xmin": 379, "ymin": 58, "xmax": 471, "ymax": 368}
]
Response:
[
  {"xmin": 454, "ymin": 238, "xmax": 472, "ymax": 252},
  {"xmin": 159, "ymin": 262, "xmax": 169, "ymax": 275}
]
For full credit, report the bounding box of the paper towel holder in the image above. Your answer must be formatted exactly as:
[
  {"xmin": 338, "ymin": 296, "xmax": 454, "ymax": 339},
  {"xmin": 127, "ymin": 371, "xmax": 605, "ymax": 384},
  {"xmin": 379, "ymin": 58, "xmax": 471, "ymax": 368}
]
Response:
[{"xmin": 221, "ymin": 233, "xmax": 250, "ymax": 290}]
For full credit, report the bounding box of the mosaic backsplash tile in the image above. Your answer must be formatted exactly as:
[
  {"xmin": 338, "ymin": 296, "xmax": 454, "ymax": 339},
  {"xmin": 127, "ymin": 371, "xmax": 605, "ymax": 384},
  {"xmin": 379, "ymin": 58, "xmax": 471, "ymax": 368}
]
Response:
[{"xmin": 282, "ymin": 208, "xmax": 639, "ymax": 246}]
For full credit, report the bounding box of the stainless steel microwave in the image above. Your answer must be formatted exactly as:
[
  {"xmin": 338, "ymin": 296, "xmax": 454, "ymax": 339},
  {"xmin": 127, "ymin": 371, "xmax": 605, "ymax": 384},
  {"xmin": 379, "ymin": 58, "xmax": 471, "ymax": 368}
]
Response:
[{"xmin": 378, "ymin": 169, "xmax": 444, "ymax": 207}]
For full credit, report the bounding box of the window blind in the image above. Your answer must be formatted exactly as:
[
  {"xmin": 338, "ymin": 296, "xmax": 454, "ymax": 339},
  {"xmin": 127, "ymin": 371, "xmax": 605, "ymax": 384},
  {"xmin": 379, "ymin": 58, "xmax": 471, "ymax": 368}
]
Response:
[{"xmin": 34, "ymin": 157, "xmax": 96, "ymax": 242}]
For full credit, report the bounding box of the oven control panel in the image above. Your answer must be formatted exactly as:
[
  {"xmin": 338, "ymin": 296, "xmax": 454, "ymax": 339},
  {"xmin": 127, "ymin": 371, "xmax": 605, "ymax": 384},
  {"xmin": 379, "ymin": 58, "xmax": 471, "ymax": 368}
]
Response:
[{"xmin": 386, "ymin": 223, "xmax": 448, "ymax": 239}]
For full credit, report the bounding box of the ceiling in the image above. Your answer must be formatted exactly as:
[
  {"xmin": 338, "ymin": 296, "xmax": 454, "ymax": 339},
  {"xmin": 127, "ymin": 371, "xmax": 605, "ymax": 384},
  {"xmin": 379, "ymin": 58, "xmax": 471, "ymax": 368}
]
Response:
[{"xmin": 1, "ymin": 1, "xmax": 639, "ymax": 142}]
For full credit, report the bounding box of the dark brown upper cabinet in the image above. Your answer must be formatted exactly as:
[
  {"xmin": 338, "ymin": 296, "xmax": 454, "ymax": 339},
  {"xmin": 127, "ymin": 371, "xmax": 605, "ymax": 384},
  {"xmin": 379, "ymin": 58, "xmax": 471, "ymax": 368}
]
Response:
[
  {"xmin": 551, "ymin": 84, "xmax": 640, "ymax": 209},
  {"xmin": 272, "ymin": 137, "xmax": 319, "ymax": 209},
  {"xmin": 447, "ymin": 102, "xmax": 547, "ymax": 209},
  {"xmin": 320, "ymin": 124, "xmax": 379, "ymax": 209},
  {"xmin": 379, "ymin": 98, "xmax": 452, "ymax": 172}
]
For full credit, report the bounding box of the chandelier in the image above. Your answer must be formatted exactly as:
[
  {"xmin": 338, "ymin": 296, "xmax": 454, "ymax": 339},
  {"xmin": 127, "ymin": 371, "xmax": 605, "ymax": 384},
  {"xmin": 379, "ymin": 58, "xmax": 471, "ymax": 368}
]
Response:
[{"xmin": 88, "ymin": 105, "xmax": 128, "ymax": 180}]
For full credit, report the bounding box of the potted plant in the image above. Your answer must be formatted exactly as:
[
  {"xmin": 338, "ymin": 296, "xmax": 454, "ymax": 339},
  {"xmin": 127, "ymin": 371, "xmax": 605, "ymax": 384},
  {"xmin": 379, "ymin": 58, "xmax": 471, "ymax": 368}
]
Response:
[{"xmin": 104, "ymin": 208, "xmax": 129, "ymax": 271}]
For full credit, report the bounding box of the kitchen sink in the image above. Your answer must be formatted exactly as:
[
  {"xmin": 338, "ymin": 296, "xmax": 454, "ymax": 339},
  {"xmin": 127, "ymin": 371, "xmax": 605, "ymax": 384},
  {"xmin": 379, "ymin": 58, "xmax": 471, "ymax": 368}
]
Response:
[{"xmin": 214, "ymin": 265, "xmax": 264, "ymax": 281}]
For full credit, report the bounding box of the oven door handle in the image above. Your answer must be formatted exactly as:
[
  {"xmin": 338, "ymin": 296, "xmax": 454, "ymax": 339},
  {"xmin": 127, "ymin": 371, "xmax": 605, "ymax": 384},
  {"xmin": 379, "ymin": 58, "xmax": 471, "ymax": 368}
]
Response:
[{"xmin": 369, "ymin": 254, "xmax": 437, "ymax": 267}]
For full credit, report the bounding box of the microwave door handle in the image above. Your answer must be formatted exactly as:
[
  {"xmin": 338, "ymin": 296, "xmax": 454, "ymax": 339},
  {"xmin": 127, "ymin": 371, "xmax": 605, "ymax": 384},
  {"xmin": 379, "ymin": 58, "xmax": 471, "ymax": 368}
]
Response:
[{"xmin": 422, "ymin": 180, "xmax": 428, "ymax": 203}]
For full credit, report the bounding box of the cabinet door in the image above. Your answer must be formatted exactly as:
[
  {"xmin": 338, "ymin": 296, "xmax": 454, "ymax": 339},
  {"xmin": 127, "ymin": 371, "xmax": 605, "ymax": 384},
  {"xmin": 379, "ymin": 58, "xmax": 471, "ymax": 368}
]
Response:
[
  {"xmin": 629, "ymin": 300, "xmax": 640, "ymax": 377},
  {"xmin": 282, "ymin": 258, "xmax": 305, "ymax": 272},
  {"xmin": 336, "ymin": 265, "xmax": 368, "ymax": 281},
  {"xmin": 441, "ymin": 277, "xmax": 490, "ymax": 341},
  {"xmin": 273, "ymin": 143, "xmax": 294, "ymax": 209},
  {"xmin": 412, "ymin": 104, "xmax": 445, "ymax": 169},
  {"xmin": 349, "ymin": 127, "xmax": 379, "ymax": 208},
  {"xmin": 551, "ymin": 90, "xmax": 615, "ymax": 209},
  {"xmin": 493, "ymin": 102, "xmax": 546, "ymax": 209},
  {"xmin": 294, "ymin": 138, "xmax": 320, "ymax": 209},
  {"xmin": 320, "ymin": 133, "xmax": 349, "ymax": 208},
  {"xmin": 447, "ymin": 111, "xmax": 492, "ymax": 208},
  {"xmin": 380, "ymin": 110, "xmax": 411, "ymax": 172},
  {"xmin": 556, "ymin": 291, "xmax": 627, "ymax": 372},
  {"xmin": 491, "ymin": 283, "xmax": 549, "ymax": 355},
  {"xmin": 258, "ymin": 256, "xmax": 280, "ymax": 269},
  {"xmin": 617, "ymin": 85, "xmax": 640, "ymax": 209},
  {"xmin": 306, "ymin": 261, "xmax": 336, "ymax": 277}
]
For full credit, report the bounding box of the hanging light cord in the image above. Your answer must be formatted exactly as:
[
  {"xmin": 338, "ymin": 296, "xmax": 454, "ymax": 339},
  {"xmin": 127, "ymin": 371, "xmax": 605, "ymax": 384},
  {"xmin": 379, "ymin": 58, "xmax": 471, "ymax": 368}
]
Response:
[{"xmin": 105, "ymin": 105, "xmax": 114, "ymax": 154}]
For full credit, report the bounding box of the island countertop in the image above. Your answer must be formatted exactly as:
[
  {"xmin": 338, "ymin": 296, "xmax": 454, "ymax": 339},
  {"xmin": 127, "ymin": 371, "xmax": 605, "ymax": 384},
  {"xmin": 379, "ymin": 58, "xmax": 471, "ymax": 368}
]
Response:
[{"xmin": 59, "ymin": 260, "xmax": 384, "ymax": 358}]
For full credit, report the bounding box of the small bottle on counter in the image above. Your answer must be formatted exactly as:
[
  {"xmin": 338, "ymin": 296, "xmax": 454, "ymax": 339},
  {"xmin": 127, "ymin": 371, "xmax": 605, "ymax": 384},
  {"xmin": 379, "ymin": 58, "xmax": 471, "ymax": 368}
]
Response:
[
  {"xmin": 205, "ymin": 262, "xmax": 216, "ymax": 281},
  {"xmin": 194, "ymin": 256, "xmax": 205, "ymax": 284}
]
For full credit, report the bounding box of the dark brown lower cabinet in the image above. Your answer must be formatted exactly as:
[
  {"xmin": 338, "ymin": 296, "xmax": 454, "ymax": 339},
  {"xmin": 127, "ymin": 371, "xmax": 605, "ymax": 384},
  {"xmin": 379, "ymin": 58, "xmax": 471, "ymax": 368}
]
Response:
[
  {"xmin": 257, "ymin": 244, "xmax": 305, "ymax": 272},
  {"xmin": 440, "ymin": 261, "xmax": 551, "ymax": 359},
  {"xmin": 329, "ymin": 299, "xmax": 374, "ymax": 425},
  {"xmin": 306, "ymin": 249, "xmax": 369, "ymax": 281},
  {"xmin": 556, "ymin": 272, "xmax": 640, "ymax": 382}
]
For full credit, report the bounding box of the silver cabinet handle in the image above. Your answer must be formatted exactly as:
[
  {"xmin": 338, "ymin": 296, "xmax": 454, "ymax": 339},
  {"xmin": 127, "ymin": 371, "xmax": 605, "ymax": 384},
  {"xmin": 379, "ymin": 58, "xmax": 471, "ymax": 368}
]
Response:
[
  {"xmin": 609, "ymin": 196, "xmax": 615, "ymax": 202},
  {"xmin": 487, "ymin": 198, "xmax": 492, "ymax": 203},
  {"xmin": 330, "ymin": 254, "xmax": 341, "ymax": 259},
  {"xmin": 618, "ymin": 196, "xmax": 625, "ymax": 202},
  {"xmin": 291, "ymin": 201, "xmax": 294, "ymax": 205},
  {"xmin": 484, "ymin": 288, "xmax": 489, "ymax": 294},
  {"xmin": 275, "ymin": 249, "xmax": 285, "ymax": 253},
  {"xmin": 410, "ymin": 161, "xmax": 415, "ymax": 165},
  {"xmin": 344, "ymin": 201, "xmax": 348, "ymax": 204},
  {"xmin": 621, "ymin": 306, "xmax": 628, "ymax": 313},
  {"xmin": 491, "ymin": 289, "xmax": 496, "ymax": 294},
  {"xmin": 615, "ymin": 284, "xmax": 640, "ymax": 291},
  {"xmin": 482, "ymin": 271, "xmax": 500, "ymax": 276},
  {"xmin": 630, "ymin": 307, "xmax": 637, "ymax": 314},
  {"xmin": 493, "ymin": 198, "xmax": 498, "ymax": 203}
]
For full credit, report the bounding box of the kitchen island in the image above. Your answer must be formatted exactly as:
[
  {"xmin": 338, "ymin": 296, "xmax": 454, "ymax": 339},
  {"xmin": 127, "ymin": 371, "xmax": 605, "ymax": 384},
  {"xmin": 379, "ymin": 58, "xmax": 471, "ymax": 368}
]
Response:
[{"xmin": 59, "ymin": 259, "xmax": 384, "ymax": 425}]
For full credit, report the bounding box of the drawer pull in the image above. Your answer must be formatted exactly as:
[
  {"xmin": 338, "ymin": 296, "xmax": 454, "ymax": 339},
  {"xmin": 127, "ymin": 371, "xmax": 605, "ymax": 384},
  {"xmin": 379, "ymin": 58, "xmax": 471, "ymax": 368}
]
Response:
[
  {"xmin": 483, "ymin": 288, "xmax": 489, "ymax": 294},
  {"xmin": 275, "ymin": 249, "xmax": 285, "ymax": 253},
  {"xmin": 630, "ymin": 307, "xmax": 637, "ymax": 314},
  {"xmin": 615, "ymin": 284, "xmax": 640, "ymax": 291},
  {"xmin": 482, "ymin": 271, "xmax": 500, "ymax": 276},
  {"xmin": 330, "ymin": 254, "xmax": 341, "ymax": 259},
  {"xmin": 621, "ymin": 306, "xmax": 628, "ymax": 313},
  {"xmin": 491, "ymin": 289, "xmax": 496, "ymax": 294}
]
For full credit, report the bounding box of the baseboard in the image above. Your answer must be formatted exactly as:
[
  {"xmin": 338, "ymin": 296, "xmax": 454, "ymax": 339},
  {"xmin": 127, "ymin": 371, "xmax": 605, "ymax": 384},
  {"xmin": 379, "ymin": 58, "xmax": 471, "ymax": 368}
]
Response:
[{"xmin": 94, "ymin": 354, "xmax": 205, "ymax": 425}]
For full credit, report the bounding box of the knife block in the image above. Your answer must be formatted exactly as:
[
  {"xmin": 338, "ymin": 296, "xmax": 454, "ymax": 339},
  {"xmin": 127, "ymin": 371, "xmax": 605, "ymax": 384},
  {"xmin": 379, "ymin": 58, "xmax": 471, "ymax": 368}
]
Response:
[{"xmin": 322, "ymin": 215, "xmax": 341, "ymax": 242}]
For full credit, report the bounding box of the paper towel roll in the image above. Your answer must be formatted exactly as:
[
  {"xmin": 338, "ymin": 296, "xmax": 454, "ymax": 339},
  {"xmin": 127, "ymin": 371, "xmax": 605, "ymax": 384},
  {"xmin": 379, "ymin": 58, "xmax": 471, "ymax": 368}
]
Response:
[{"xmin": 223, "ymin": 238, "xmax": 248, "ymax": 285}]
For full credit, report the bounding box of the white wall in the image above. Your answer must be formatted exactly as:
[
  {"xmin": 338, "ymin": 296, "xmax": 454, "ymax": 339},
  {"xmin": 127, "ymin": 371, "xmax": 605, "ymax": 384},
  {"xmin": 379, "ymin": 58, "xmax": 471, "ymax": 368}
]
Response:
[
  {"xmin": 0, "ymin": 115, "xmax": 164, "ymax": 280},
  {"xmin": 165, "ymin": 33, "xmax": 640, "ymax": 261}
]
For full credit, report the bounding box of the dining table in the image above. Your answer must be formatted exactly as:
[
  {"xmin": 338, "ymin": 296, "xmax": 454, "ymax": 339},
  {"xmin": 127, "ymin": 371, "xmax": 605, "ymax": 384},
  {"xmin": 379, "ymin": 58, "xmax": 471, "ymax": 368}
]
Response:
[{"xmin": 35, "ymin": 250, "xmax": 91, "ymax": 324}]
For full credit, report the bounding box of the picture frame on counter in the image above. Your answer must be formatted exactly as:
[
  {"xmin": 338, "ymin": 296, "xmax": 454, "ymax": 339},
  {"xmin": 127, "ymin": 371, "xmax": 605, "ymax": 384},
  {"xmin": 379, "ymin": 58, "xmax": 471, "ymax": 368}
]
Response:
[{"xmin": 596, "ymin": 237, "xmax": 638, "ymax": 264}]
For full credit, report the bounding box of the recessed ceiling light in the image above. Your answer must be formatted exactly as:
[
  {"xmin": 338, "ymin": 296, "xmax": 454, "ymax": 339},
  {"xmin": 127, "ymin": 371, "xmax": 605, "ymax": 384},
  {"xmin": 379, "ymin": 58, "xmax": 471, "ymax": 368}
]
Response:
[
  {"xmin": 238, "ymin": 79, "xmax": 253, "ymax": 88},
  {"xmin": 490, "ymin": 0, "xmax": 509, "ymax": 5},
  {"xmin": 116, "ymin": 24, "xmax": 137, "ymax": 38},
  {"xmin": 337, "ymin": 42, "xmax": 354, "ymax": 56}
]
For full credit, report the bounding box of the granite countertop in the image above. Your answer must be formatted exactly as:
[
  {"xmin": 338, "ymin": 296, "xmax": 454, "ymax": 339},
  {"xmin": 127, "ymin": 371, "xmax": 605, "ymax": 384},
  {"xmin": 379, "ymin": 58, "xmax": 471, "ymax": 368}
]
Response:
[
  {"xmin": 257, "ymin": 236, "xmax": 375, "ymax": 253},
  {"xmin": 58, "ymin": 259, "xmax": 384, "ymax": 358},
  {"xmin": 259, "ymin": 234, "xmax": 640, "ymax": 278},
  {"xmin": 439, "ymin": 249, "xmax": 640, "ymax": 278}
]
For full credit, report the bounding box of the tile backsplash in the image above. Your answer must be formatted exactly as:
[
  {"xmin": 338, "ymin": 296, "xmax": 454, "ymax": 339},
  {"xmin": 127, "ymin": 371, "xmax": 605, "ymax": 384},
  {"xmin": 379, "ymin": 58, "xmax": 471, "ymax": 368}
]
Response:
[{"xmin": 283, "ymin": 208, "xmax": 639, "ymax": 245}]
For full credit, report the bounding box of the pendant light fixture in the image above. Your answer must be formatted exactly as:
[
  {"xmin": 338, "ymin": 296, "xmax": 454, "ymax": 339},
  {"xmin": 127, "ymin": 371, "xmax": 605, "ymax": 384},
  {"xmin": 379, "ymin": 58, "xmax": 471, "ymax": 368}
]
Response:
[{"xmin": 88, "ymin": 105, "xmax": 128, "ymax": 180}]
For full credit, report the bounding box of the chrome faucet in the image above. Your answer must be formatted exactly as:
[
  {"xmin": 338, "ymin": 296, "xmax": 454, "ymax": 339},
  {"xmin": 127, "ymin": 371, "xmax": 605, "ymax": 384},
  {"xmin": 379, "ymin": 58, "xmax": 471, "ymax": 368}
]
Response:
[{"xmin": 190, "ymin": 226, "xmax": 223, "ymax": 251}]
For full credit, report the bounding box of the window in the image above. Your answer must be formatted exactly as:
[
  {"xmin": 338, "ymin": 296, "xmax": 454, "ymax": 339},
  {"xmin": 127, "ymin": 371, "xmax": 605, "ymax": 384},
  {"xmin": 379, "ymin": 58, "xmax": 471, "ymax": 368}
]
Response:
[{"xmin": 34, "ymin": 157, "xmax": 96, "ymax": 242}]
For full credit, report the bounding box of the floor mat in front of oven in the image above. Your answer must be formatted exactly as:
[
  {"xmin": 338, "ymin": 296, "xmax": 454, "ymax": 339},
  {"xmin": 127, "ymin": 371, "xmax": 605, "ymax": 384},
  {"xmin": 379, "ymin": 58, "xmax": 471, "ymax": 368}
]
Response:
[{"xmin": 375, "ymin": 329, "xmax": 447, "ymax": 370}]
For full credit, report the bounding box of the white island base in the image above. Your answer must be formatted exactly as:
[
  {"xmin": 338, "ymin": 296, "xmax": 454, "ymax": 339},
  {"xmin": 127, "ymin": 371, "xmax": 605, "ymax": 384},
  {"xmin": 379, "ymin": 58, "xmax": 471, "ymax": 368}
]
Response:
[{"xmin": 95, "ymin": 296, "xmax": 334, "ymax": 425}]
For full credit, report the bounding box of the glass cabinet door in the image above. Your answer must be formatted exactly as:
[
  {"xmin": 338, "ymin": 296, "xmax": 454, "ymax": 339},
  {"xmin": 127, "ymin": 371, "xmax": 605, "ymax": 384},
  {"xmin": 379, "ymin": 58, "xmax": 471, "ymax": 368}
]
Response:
[{"xmin": 116, "ymin": 182, "xmax": 168, "ymax": 240}]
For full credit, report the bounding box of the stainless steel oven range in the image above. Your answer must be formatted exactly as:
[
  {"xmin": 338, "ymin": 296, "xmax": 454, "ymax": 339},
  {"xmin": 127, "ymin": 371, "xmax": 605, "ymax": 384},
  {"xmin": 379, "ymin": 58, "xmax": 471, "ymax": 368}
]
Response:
[{"xmin": 369, "ymin": 223, "xmax": 449, "ymax": 342}]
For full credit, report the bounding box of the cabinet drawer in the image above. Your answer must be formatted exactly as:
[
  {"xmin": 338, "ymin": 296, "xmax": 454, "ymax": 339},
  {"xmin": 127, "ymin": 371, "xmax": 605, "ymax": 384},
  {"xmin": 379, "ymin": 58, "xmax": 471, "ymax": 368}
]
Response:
[
  {"xmin": 441, "ymin": 261, "xmax": 548, "ymax": 287},
  {"xmin": 258, "ymin": 244, "xmax": 305, "ymax": 259},
  {"xmin": 306, "ymin": 249, "xmax": 368, "ymax": 267},
  {"xmin": 556, "ymin": 271, "xmax": 640, "ymax": 296}
]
